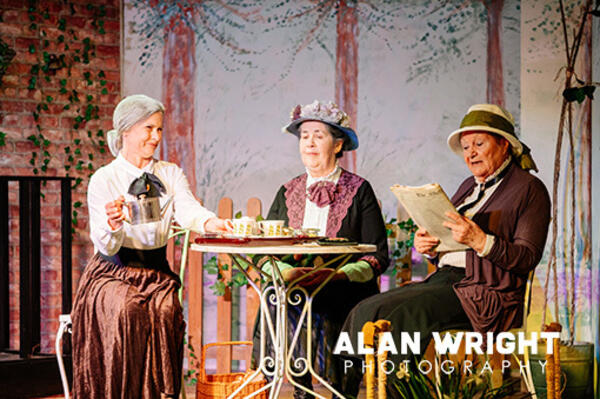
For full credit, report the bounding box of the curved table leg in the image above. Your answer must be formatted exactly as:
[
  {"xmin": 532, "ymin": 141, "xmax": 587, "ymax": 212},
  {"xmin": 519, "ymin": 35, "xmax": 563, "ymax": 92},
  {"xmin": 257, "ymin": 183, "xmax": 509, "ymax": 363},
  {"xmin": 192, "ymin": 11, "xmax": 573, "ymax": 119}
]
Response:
[
  {"xmin": 226, "ymin": 255, "xmax": 287, "ymax": 399},
  {"xmin": 285, "ymin": 254, "xmax": 354, "ymax": 399},
  {"xmin": 228, "ymin": 252, "xmax": 354, "ymax": 399}
]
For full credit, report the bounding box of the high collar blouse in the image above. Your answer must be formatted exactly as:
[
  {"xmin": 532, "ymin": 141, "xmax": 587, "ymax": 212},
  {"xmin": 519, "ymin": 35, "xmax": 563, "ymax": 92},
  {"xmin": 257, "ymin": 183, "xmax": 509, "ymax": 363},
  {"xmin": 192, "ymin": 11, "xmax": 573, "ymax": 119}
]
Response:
[
  {"xmin": 302, "ymin": 164, "xmax": 342, "ymax": 235},
  {"xmin": 87, "ymin": 154, "xmax": 215, "ymax": 256}
]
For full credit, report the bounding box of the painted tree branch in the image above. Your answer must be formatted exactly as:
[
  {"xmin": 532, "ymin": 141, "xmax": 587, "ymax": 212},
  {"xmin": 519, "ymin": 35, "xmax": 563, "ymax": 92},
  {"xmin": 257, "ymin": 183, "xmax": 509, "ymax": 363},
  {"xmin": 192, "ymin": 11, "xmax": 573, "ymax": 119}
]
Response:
[{"xmin": 542, "ymin": 0, "xmax": 595, "ymax": 347}]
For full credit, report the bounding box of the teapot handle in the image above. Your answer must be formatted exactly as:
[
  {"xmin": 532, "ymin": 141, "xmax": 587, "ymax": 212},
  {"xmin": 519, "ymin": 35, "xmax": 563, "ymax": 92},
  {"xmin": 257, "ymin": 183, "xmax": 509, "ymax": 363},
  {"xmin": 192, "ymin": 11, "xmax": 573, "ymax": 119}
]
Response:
[
  {"xmin": 160, "ymin": 195, "xmax": 174, "ymax": 218},
  {"xmin": 122, "ymin": 201, "xmax": 132, "ymax": 224}
]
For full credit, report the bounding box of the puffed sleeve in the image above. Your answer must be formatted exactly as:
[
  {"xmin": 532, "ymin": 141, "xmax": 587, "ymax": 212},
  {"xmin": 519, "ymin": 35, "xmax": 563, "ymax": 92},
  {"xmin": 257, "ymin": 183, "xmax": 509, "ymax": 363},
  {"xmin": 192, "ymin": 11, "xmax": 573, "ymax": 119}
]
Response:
[
  {"xmin": 355, "ymin": 181, "xmax": 390, "ymax": 276},
  {"xmin": 267, "ymin": 185, "xmax": 288, "ymax": 222},
  {"xmin": 170, "ymin": 165, "xmax": 216, "ymax": 232},
  {"xmin": 87, "ymin": 169, "xmax": 125, "ymax": 256},
  {"xmin": 484, "ymin": 178, "xmax": 551, "ymax": 276}
]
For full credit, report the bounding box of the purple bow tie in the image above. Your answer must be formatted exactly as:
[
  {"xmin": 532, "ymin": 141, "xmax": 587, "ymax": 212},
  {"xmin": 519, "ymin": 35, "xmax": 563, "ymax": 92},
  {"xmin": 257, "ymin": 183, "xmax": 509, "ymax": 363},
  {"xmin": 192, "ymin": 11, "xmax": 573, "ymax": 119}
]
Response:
[{"xmin": 307, "ymin": 180, "xmax": 338, "ymax": 207}]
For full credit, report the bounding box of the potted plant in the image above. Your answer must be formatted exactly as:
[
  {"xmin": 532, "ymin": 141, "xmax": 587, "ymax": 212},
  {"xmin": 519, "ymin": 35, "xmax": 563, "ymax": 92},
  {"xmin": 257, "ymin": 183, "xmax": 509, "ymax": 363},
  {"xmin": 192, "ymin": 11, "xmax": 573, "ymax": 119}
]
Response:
[{"xmin": 386, "ymin": 218, "xmax": 418, "ymax": 286}]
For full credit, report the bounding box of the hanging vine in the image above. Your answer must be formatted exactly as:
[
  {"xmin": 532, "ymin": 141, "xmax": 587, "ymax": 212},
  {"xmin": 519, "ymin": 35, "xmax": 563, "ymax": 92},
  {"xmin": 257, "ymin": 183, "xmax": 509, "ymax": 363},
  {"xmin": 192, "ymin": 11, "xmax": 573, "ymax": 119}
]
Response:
[{"xmin": 24, "ymin": 1, "xmax": 111, "ymax": 231}]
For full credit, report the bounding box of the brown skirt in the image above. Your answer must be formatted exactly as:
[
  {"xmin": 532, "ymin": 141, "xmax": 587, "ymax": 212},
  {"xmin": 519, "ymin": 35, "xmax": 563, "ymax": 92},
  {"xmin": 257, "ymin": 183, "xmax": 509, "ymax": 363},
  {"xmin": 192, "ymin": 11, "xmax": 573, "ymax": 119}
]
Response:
[{"xmin": 71, "ymin": 253, "xmax": 185, "ymax": 399}]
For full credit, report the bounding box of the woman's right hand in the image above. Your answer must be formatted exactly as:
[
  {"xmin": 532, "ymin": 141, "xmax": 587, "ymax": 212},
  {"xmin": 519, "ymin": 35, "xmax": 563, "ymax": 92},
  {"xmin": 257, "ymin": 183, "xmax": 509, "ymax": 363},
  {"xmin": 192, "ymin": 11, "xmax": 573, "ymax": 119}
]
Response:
[
  {"xmin": 414, "ymin": 227, "xmax": 439, "ymax": 257},
  {"xmin": 105, "ymin": 195, "xmax": 126, "ymax": 231},
  {"xmin": 204, "ymin": 217, "xmax": 234, "ymax": 233}
]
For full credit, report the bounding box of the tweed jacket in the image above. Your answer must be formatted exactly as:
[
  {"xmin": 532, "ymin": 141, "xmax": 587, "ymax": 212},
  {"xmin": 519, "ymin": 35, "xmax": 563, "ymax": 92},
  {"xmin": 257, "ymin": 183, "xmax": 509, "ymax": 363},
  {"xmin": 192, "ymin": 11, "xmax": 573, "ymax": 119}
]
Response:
[{"xmin": 451, "ymin": 162, "xmax": 551, "ymax": 334}]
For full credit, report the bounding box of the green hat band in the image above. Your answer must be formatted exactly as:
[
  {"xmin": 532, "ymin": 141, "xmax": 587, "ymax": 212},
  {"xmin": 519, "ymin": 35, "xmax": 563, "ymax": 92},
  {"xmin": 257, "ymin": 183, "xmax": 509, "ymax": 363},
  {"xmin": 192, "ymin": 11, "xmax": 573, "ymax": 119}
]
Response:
[{"xmin": 460, "ymin": 110, "xmax": 515, "ymax": 137}]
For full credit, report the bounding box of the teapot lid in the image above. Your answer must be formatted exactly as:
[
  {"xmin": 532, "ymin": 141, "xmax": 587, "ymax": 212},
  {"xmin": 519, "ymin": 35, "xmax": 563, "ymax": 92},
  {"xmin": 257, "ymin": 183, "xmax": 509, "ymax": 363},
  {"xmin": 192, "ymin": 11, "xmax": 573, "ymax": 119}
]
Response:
[{"xmin": 128, "ymin": 172, "xmax": 166, "ymax": 199}]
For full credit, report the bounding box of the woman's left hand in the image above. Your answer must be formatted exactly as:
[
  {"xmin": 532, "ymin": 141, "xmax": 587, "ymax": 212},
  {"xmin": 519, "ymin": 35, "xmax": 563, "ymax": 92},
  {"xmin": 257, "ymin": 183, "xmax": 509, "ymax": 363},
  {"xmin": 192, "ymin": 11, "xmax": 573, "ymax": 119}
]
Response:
[
  {"xmin": 204, "ymin": 217, "xmax": 234, "ymax": 233},
  {"xmin": 442, "ymin": 211, "xmax": 487, "ymax": 253}
]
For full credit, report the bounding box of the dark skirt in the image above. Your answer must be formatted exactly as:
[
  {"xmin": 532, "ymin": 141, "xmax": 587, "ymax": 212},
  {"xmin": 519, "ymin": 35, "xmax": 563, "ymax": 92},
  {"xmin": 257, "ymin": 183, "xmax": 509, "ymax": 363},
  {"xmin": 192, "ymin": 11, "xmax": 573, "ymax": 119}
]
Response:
[
  {"xmin": 71, "ymin": 253, "xmax": 185, "ymax": 399},
  {"xmin": 252, "ymin": 278, "xmax": 379, "ymax": 393},
  {"xmin": 340, "ymin": 267, "xmax": 473, "ymax": 397}
]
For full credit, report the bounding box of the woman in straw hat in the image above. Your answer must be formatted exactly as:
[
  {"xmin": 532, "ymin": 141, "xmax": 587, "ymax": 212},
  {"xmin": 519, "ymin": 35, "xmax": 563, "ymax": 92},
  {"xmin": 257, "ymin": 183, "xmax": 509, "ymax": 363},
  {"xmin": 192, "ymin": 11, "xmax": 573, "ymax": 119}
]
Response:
[
  {"xmin": 71, "ymin": 94, "xmax": 231, "ymax": 399},
  {"xmin": 252, "ymin": 100, "xmax": 389, "ymax": 398},
  {"xmin": 340, "ymin": 104, "xmax": 551, "ymax": 397}
]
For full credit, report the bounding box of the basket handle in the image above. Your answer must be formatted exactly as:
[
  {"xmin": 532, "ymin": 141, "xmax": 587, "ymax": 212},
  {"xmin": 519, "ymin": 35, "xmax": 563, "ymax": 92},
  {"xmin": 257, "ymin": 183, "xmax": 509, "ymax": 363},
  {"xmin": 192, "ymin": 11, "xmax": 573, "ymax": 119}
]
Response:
[{"xmin": 200, "ymin": 341, "xmax": 253, "ymax": 380}]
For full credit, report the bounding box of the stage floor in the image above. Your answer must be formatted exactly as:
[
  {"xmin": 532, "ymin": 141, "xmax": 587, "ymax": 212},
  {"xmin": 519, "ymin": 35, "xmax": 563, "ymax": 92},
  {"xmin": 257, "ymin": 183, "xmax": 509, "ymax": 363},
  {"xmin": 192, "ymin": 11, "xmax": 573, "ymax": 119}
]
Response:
[{"xmin": 35, "ymin": 383, "xmax": 532, "ymax": 398}]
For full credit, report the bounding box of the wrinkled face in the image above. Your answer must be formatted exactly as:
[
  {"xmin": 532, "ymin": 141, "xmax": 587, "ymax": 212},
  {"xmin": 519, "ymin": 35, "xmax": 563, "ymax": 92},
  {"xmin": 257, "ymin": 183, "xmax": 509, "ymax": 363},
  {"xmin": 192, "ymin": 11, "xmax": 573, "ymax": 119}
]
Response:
[
  {"xmin": 299, "ymin": 121, "xmax": 343, "ymax": 174},
  {"xmin": 460, "ymin": 131, "xmax": 510, "ymax": 181},
  {"xmin": 122, "ymin": 112, "xmax": 163, "ymax": 160}
]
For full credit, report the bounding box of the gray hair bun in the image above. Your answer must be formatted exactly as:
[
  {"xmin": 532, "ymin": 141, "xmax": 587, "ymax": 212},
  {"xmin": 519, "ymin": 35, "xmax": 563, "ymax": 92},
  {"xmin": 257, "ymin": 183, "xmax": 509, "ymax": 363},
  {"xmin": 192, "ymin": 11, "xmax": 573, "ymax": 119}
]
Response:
[{"xmin": 107, "ymin": 129, "xmax": 120, "ymax": 157}]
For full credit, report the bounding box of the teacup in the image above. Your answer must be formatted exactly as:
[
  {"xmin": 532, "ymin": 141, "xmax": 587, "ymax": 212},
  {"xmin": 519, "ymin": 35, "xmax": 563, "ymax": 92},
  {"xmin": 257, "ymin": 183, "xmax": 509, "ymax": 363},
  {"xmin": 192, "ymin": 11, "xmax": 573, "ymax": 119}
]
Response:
[
  {"xmin": 232, "ymin": 216, "xmax": 258, "ymax": 237},
  {"xmin": 258, "ymin": 220, "xmax": 285, "ymax": 237}
]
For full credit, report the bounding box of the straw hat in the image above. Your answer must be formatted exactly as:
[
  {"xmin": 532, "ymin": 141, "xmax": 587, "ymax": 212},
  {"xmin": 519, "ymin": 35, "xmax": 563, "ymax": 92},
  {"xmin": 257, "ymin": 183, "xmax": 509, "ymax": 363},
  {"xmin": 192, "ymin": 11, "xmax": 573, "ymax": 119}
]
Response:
[{"xmin": 447, "ymin": 104, "xmax": 537, "ymax": 172}]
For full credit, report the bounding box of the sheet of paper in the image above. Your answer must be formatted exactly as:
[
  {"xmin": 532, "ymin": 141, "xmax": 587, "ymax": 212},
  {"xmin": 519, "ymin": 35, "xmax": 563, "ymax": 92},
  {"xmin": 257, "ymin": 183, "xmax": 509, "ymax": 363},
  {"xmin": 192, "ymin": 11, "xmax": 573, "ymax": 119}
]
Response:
[{"xmin": 390, "ymin": 183, "xmax": 468, "ymax": 252}]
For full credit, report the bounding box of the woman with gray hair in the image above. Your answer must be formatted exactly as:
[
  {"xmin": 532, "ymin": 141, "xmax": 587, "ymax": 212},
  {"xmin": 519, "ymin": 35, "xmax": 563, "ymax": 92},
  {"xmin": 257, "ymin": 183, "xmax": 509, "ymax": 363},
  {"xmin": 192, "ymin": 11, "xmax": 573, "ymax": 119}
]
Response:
[{"xmin": 71, "ymin": 94, "xmax": 231, "ymax": 398}]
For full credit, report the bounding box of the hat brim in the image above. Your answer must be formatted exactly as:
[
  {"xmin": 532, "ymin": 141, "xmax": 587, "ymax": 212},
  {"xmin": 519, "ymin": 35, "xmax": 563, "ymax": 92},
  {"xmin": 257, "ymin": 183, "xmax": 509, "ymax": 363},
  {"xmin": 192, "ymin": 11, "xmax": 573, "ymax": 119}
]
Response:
[
  {"xmin": 284, "ymin": 118, "xmax": 359, "ymax": 151},
  {"xmin": 447, "ymin": 126, "xmax": 523, "ymax": 157}
]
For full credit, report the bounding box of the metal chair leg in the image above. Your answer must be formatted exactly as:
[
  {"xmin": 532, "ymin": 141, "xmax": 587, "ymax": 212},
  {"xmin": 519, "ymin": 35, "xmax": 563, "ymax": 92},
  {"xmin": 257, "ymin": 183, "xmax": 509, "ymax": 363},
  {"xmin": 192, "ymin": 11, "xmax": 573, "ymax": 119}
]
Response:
[
  {"xmin": 56, "ymin": 314, "xmax": 72, "ymax": 399},
  {"xmin": 168, "ymin": 226, "xmax": 192, "ymax": 399},
  {"xmin": 521, "ymin": 347, "xmax": 537, "ymax": 398}
]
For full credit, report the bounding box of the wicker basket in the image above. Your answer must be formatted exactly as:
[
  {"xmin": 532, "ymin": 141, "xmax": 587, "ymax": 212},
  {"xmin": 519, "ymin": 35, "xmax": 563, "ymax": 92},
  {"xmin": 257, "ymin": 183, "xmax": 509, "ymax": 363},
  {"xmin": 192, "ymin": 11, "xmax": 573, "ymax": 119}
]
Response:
[{"xmin": 197, "ymin": 341, "xmax": 268, "ymax": 399}]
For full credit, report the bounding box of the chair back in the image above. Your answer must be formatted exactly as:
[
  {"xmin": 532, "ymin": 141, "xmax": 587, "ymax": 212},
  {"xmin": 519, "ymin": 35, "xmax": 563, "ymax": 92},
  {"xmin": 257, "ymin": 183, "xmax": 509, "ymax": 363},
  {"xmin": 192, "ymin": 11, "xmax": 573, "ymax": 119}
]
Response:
[{"xmin": 521, "ymin": 269, "xmax": 535, "ymax": 332}]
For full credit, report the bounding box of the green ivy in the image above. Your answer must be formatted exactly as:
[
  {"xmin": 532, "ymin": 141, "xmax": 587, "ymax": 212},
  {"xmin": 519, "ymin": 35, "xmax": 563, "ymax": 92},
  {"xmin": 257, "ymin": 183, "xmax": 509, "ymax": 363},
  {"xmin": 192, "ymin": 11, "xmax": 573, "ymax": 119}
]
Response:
[
  {"xmin": 0, "ymin": 131, "xmax": 6, "ymax": 147},
  {"xmin": 386, "ymin": 217, "xmax": 418, "ymax": 275},
  {"xmin": 205, "ymin": 255, "xmax": 259, "ymax": 296},
  {"xmin": 25, "ymin": 1, "xmax": 109, "ymax": 233},
  {"xmin": 183, "ymin": 335, "xmax": 200, "ymax": 386}
]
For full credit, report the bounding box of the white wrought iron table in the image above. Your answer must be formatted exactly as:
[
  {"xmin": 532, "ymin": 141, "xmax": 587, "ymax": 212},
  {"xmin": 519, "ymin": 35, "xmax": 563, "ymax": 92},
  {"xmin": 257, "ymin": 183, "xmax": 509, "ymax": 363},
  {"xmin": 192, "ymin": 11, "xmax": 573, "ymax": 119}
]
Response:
[{"xmin": 190, "ymin": 241, "xmax": 377, "ymax": 399}]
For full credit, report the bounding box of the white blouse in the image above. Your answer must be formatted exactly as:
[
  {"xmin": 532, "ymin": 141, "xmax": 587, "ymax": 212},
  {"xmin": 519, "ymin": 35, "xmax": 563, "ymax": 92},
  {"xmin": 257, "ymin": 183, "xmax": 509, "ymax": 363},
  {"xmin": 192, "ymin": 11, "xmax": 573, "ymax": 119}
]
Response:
[
  {"xmin": 302, "ymin": 165, "xmax": 342, "ymax": 235},
  {"xmin": 87, "ymin": 154, "xmax": 215, "ymax": 256}
]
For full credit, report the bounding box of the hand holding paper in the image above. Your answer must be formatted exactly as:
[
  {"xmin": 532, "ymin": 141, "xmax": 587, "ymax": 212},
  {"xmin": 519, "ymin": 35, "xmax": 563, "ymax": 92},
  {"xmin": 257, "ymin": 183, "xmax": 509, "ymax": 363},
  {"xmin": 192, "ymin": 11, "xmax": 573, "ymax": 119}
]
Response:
[
  {"xmin": 414, "ymin": 227, "xmax": 440, "ymax": 256},
  {"xmin": 390, "ymin": 183, "xmax": 468, "ymax": 252},
  {"xmin": 442, "ymin": 211, "xmax": 487, "ymax": 254}
]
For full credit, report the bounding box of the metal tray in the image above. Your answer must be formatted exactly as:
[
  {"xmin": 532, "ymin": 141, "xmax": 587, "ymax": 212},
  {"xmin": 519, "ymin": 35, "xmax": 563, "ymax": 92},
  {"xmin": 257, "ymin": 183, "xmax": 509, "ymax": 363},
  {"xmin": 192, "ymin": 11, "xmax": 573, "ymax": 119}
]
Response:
[{"xmin": 194, "ymin": 234, "xmax": 321, "ymax": 246}]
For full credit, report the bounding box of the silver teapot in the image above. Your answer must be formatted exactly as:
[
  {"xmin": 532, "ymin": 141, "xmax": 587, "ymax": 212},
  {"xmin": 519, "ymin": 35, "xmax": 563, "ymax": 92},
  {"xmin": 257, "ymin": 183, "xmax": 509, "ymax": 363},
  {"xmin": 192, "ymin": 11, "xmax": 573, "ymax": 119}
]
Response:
[{"xmin": 124, "ymin": 195, "xmax": 173, "ymax": 225}]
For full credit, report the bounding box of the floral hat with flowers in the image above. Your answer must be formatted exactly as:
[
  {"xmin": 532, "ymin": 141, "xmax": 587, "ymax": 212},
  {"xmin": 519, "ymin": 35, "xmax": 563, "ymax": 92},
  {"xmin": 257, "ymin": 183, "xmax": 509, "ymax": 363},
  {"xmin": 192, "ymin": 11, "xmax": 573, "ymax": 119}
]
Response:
[{"xmin": 283, "ymin": 100, "xmax": 359, "ymax": 151}]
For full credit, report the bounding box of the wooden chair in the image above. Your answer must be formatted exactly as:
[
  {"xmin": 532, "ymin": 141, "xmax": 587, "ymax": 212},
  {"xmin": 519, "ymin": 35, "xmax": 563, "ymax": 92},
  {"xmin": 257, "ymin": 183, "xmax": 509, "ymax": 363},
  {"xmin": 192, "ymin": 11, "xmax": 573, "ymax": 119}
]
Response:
[
  {"xmin": 363, "ymin": 270, "xmax": 537, "ymax": 398},
  {"xmin": 429, "ymin": 270, "xmax": 537, "ymax": 397}
]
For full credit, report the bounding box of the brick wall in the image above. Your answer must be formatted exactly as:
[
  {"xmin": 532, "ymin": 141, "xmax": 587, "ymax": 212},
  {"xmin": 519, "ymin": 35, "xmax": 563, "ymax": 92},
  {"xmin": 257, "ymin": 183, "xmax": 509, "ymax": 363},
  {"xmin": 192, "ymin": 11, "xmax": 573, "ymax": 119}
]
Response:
[{"xmin": 0, "ymin": 0, "xmax": 120, "ymax": 353}]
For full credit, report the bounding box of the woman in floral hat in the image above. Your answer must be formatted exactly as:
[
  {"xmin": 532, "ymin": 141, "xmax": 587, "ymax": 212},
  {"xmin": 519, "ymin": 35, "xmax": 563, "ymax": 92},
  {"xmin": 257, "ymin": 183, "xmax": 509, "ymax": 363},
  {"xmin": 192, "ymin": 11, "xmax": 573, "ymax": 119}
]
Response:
[{"xmin": 252, "ymin": 100, "xmax": 389, "ymax": 398}]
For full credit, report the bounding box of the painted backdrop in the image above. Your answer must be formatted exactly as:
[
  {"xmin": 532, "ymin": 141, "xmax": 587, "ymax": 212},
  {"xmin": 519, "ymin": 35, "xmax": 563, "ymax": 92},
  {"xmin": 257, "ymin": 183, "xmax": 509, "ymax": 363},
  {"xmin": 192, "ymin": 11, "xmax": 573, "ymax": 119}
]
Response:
[{"xmin": 124, "ymin": 0, "xmax": 521, "ymax": 216}]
